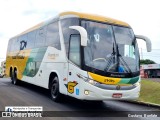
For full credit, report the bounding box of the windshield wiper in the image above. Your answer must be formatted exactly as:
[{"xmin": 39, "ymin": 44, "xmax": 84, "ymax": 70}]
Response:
[
  {"xmin": 104, "ymin": 43, "xmax": 116, "ymax": 72},
  {"xmin": 104, "ymin": 44, "xmax": 133, "ymax": 73},
  {"xmin": 116, "ymin": 44, "xmax": 132, "ymax": 73}
]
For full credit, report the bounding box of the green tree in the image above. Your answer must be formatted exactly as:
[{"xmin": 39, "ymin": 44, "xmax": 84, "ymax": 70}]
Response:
[{"xmin": 140, "ymin": 59, "xmax": 156, "ymax": 65}]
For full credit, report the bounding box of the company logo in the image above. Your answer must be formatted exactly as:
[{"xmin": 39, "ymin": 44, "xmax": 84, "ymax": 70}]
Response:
[
  {"xmin": 2, "ymin": 112, "xmax": 11, "ymax": 117},
  {"xmin": 20, "ymin": 40, "xmax": 27, "ymax": 50},
  {"xmin": 5, "ymin": 107, "xmax": 13, "ymax": 112},
  {"xmin": 116, "ymin": 85, "xmax": 121, "ymax": 90},
  {"xmin": 2, "ymin": 106, "xmax": 43, "ymax": 118},
  {"xmin": 12, "ymin": 52, "xmax": 25, "ymax": 59},
  {"xmin": 110, "ymin": 74, "xmax": 125, "ymax": 77},
  {"xmin": 65, "ymin": 82, "xmax": 78, "ymax": 94}
]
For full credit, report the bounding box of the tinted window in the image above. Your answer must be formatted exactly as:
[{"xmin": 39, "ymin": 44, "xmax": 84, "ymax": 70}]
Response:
[
  {"xmin": 27, "ymin": 31, "xmax": 36, "ymax": 49},
  {"xmin": 46, "ymin": 22, "xmax": 61, "ymax": 50},
  {"xmin": 35, "ymin": 27, "xmax": 46, "ymax": 47},
  {"xmin": 7, "ymin": 39, "xmax": 13, "ymax": 52},
  {"xmin": 69, "ymin": 35, "xmax": 81, "ymax": 66},
  {"xmin": 11, "ymin": 38, "xmax": 18, "ymax": 51},
  {"xmin": 81, "ymin": 20, "xmax": 115, "ymax": 71},
  {"xmin": 61, "ymin": 18, "xmax": 79, "ymax": 43},
  {"xmin": 61, "ymin": 18, "xmax": 79, "ymax": 56},
  {"xmin": 12, "ymin": 37, "xmax": 20, "ymax": 51}
]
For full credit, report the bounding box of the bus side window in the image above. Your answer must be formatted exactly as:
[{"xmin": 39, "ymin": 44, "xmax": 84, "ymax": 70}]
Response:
[
  {"xmin": 27, "ymin": 30, "xmax": 36, "ymax": 49},
  {"xmin": 35, "ymin": 27, "xmax": 46, "ymax": 47},
  {"xmin": 15, "ymin": 37, "xmax": 21, "ymax": 51},
  {"xmin": 61, "ymin": 18, "xmax": 79, "ymax": 56},
  {"xmin": 10, "ymin": 38, "xmax": 17, "ymax": 51},
  {"xmin": 69, "ymin": 35, "xmax": 81, "ymax": 66},
  {"xmin": 7, "ymin": 39, "xmax": 13, "ymax": 52},
  {"xmin": 46, "ymin": 21, "xmax": 61, "ymax": 50}
]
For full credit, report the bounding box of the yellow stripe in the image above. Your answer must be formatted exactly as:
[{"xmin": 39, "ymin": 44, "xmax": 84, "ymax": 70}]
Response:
[
  {"xmin": 6, "ymin": 49, "xmax": 31, "ymax": 79},
  {"xmin": 60, "ymin": 11, "xmax": 130, "ymax": 27},
  {"xmin": 88, "ymin": 72, "xmax": 121, "ymax": 85},
  {"xmin": 13, "ymin": 11, "xmax": 129, "ymax": 39}
]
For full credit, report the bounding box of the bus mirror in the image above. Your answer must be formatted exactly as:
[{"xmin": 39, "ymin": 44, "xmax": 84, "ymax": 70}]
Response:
[
  {"xmin": 135, "ymin": 35, "xmax": 152, "ymax": 52},
  {"xmin": 69, "ymin": 26, "xmax": 88, "ymax": 46}
]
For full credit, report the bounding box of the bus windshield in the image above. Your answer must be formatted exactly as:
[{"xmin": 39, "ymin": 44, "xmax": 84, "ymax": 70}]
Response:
[{"xmin": 81, "ymin": 20, "xmax": 140, "ymax": 74}]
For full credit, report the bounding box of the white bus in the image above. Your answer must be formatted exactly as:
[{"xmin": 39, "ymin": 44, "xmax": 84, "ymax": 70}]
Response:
[{"xmin": 6, "ymin": 11, "xmax": 151, "ymax": 102}]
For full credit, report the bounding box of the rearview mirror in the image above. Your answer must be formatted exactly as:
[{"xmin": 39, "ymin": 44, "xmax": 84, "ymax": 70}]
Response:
[
  {"xmin": 135, "ymin": 35, "xmax": 152, "ymax": 52},
  {"xmin": 69, "ymin": 26, "xmax": 88, "ymax": 46}
]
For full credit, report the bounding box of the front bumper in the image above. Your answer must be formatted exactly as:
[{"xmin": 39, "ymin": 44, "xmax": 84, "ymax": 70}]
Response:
[{"xmin": 79, "ymin": 80, "xmax": 140, "ymax": 100}]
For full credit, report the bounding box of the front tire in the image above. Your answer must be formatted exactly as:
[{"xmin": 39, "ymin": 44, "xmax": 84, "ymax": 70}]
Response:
[{"xmin": 50, "ymin": 76, "xmax": 62, "ymax": 102}]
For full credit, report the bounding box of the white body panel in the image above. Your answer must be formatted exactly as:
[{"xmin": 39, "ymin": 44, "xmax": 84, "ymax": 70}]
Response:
[{"xmin": 10, "ymin": 17, "xmax": 140, "ymax": 101}]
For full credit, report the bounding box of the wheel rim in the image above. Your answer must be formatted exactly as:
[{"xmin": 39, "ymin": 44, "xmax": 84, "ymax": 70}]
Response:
[{"xmin": 51, "ymin": 82, "xmax": 58, "ymax": 98}]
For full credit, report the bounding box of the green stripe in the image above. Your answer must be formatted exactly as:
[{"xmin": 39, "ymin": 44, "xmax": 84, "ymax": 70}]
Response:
[
  {"xmin": 128, "ymin": 76, "xmax": 139, "ymax": 84},
  {"xmin": 118, "ymin": 76, "xmax": 139, "ymax": 84},
  {"xmin": 23, "ymin": 47, "xmax": 47, "ymax": 77},
  {"xmin": 118, "ymin": 78, "xmax": 130, "ymax": 84}
]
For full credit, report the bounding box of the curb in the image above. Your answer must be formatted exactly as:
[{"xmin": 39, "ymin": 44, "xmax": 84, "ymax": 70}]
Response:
[{"xmin": 124, "ymin": 100, "xmax": 160, "ymax": 109}]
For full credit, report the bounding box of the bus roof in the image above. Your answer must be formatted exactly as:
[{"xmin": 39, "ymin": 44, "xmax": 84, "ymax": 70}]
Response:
[
  {"xmin": 59, "ymin": 11, "xmax": 130, "ymax": 27},
  {"xmin": 14, "ymin": 11, "xmax": 130, "ymax": 38}
]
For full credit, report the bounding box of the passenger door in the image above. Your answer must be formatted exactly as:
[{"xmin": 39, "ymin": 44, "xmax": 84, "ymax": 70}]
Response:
[{"xmin": 67, "ymin": 35, "xmax": 81, "ymax": 97}]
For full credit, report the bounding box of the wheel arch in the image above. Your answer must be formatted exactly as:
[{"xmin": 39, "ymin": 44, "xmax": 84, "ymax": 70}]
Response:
[
  {"xmin": 13, "ymin": 66, "xmax": 18, "ymax": 76},
  {"xmin": 48, "ymin": 72, "xmax": 59, "ymax": 89},
  {"xmin": 9, "ymin": 67, "xmax": 13, "ymax": 77}
]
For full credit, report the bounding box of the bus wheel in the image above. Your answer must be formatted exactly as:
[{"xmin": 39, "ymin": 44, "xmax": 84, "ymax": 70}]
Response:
[
  {"xmin": 50, "ymin": 76, "xmax": 62, "ymax": 102},
  {"xmin": 12, "ymin": 70, "xmax": 18, "ymax": 85},
  {"xmin": 10, "ymin": 70, "xmax": 13, "ymax": 81}
]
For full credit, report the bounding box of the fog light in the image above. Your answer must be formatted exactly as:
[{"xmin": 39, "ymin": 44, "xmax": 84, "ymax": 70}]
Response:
[{"xmin": 84, "ymin": 90, "xmax": 89, "ymax": 95}]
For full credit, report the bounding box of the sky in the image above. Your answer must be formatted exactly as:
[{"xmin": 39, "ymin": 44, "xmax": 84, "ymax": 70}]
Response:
[{"xmin": 0, "ymin": 0, "xmax": 160, "ymax": 63}]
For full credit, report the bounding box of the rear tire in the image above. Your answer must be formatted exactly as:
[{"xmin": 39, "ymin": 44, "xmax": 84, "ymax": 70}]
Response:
[
  {"xmin": 50, "ymin": 76, "xmax": 62, "ymax": 102},
  {"xmin": 10, "ymin": 70, "xmax": 13, "ymax": 81},
  {"xmin": 12, "ymin": 70, "xmax": 18, "ymax": 85}
]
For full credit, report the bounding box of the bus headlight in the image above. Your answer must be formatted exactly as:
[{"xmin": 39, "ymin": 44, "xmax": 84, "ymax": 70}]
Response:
[
  {"xmin": 88, "ymin": 79, "xmax": 98, "ymax": 85},
  {"xmin": 77, "ymin": 74, "xmax": 98, "ymax": 85}
]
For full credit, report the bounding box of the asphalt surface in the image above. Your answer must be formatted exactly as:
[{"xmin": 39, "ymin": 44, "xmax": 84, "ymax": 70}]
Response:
[{"xmin": 0, "ymin": 78, "xmax": 160, "ymax": 120}]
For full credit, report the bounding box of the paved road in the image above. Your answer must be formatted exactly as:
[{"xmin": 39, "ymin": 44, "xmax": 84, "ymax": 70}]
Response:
[{"xmin": 0, "ymin": 78, "xmax": 159, "ymax": 120}]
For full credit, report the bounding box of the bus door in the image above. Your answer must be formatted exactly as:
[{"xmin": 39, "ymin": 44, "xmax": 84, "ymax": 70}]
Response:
[{"xmin": 67, "ymin": 34, "xmax": 81, "ymax": 97}]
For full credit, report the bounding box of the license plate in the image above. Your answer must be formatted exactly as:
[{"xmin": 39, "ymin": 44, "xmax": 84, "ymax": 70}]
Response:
[{"xmin": 112, "ymin": 93, "xmax": 122, "ymax": 98}]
